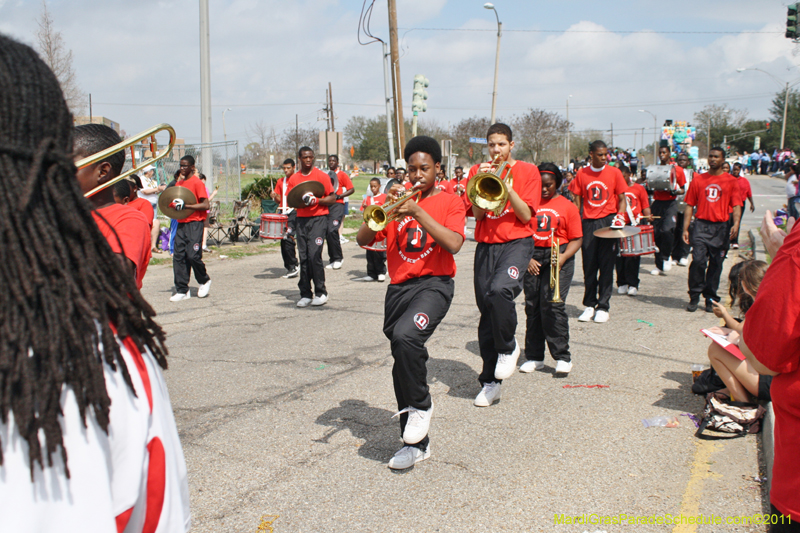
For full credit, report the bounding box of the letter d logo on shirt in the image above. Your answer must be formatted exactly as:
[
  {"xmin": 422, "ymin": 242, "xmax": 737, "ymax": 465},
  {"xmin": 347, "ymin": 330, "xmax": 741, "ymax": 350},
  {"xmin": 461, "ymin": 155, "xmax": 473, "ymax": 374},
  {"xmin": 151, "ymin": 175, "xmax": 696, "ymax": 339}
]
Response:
[
  {"xmin": 413, "ymin": 313, "xmax": 429, "ymax": 330},
  {"xmin": 508, "ymin": 266, "xmax": 520, "ymax": 280}
]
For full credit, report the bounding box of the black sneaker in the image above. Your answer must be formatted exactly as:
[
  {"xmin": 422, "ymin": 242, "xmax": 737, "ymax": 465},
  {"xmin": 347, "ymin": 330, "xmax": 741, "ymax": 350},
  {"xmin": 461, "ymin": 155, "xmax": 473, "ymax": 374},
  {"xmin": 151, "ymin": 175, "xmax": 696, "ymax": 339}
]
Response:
[
  {"xmin": 686, "ymin": 302, "xmax": 699, "ymax": 312},
  {"xmin": 705, "ymin": 300, "xmax": 715, "ymax": 313}
]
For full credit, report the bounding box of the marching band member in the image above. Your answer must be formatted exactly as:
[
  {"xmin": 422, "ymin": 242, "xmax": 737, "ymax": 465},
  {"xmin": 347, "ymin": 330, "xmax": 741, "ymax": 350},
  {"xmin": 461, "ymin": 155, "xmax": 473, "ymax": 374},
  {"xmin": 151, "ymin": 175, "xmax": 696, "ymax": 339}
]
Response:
[
  {"xmin": 356, "ymin": 136, "xmax": 466, "ymax": 470},
  {"xmin": 451, "ymin": 166, "xmax": 467, "ymax": 196},
  {"xmin": 286, "ymin": 147, "xmax": 336, "ymax": 307},
  {"xmin": 616, "ymin": 165, "xmax": 652, "ymax": 296},
  {"xmin": 650, "ymin": 145, "xmax": 686, "ymax": 276},
  {"xmin": 671, "ymin": 152, "xmax": 692, "ymax": 266},
  {"xmin": 467, "ymin": 123, "xmax": 541, "ymax": 407},
  {"xmin": 436, "ymin": 168, "xmax": 455, "ymax": 193},
  {"xmin": 683, "ymin": 147, "xmax": 743, "ymax": 312},
  {"xmin": 325, "ymin": 154, "xmax": 354, "ymax": 270},
  {"xmin": 569, "ymin": 140, "xmax": 628, "ymax": 324},
  {"xmin": 520, "ymin": 163, "xmax": 582, "ymax": 375},
  {"xmin": 730, "ymin": 162, "xmax": 755, "ymax": 249},
  {"xmin": 357, "ymin": 178, "xmax": 387, "ymax": 282},
  {"xmin": 271, "ymin": 158, "xmax": 300, "ymax": 278}
]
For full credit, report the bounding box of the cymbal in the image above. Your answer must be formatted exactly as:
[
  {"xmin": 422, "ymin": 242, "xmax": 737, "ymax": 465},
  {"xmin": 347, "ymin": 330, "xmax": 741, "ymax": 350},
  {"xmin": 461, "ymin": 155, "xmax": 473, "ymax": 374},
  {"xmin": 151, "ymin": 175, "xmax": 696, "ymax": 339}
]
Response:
[
  {"xmin": 158, "ymin": 186, "xmax": 197, "ymax": 220},
  {"xmin": 287, "ymin": 180, "xmax": 325, "ymax": 209},
  {"xmin": 383, "ymin": 178, "xmax": 402, "ymax": 195},
  {"xmin": 593, "ymin": 226, "xmax": 642, "ymax": 239}
]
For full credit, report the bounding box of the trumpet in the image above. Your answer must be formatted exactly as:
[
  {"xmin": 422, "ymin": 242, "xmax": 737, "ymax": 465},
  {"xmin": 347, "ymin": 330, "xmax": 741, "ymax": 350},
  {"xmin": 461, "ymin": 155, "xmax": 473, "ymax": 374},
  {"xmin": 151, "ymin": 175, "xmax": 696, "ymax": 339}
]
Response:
[
  {"xmin": 466, "ymin": 154, "xmax": 513, "ymax": 216},
  {"xmin": 363, "ymin": 187, "xmax": 421, "ymax": 231},
  {"xmin": 550, "ymin": 229, "xmax": 562, "ymax": 303},
  {"xmin": 76, "ymin": 123, "xmax": 177, "ymax": 197}
]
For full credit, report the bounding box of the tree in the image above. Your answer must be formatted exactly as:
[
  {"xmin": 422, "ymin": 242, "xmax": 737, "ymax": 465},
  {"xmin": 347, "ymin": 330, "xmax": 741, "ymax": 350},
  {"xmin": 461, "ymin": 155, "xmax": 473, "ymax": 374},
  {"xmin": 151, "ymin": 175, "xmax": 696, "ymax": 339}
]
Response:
[
  {"xmin": 693, "ymin": 104, "xmax": 747, "ymax": 155},
  {"xmin": 36, "ymin": 1, "xmax": 84, "ymax": 115},
  {"xmin": 450, "ymin": 116, "xmax": 492, "ymax": 167},
  {"xmin": 281, "ymin": 124, "xmax": 319, "ymax": 158},
  {"xmin": 512, "ymin": 109, "xmax": 570, "ymax": 164},
  {"xmin": 344, "ymin": 115, "xmax": 390, "ymax": 172},
  {"xmin": 769, "ymin": 87, "xmax": 800, "ymax": 150}
]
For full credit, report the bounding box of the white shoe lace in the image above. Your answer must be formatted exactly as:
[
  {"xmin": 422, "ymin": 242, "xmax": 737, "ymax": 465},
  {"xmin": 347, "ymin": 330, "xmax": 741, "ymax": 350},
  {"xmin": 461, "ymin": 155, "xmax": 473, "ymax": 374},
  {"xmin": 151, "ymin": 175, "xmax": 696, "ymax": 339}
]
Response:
[{"xmin": 392, "ymin": 406, "xmax": 424, "ymax": 424}]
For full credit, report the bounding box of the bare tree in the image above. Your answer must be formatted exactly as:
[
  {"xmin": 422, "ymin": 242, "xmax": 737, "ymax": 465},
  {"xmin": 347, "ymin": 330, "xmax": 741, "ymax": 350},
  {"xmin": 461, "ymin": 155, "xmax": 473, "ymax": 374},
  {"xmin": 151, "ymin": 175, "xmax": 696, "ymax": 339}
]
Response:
[
  {"xmin": 512, "ymin": 109, "xmax": 570, "ymax": 164},
  {"xmin": 36, "ymin": 1, "xmax": 84, "ymax": 115}
]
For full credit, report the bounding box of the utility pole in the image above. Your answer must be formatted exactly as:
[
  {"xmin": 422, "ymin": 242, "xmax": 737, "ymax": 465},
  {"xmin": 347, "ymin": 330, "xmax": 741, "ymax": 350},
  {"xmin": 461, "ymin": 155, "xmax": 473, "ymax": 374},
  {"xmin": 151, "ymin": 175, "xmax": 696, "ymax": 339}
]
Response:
[
  {"xmin": 199, "ymin": 0, "xmax": 213, "ymax": 188},
  {"xmin": 565, "ymin": 96, "xmax": 570, "ymax": 168},
  {"xmin": 382, "ymin": 41, "xmax": 396, "ymax": 165},
  {"xmin": 610, "ymin": 123, "xmax": 614, "ymax": 149},
  {"xmin": 388, "ymin": 0, "xmax": 405, "ymax": 160},
  {"xmin": 329, "ymin": 82, "xmax": 335, "ymax": 132},
  {"xmin": 89, "ymin": 93, "xmax": 92, "ymax": 122},
  {"xmin": 782, "ymin": 81, "xmax": 789, "ymax": 149}
]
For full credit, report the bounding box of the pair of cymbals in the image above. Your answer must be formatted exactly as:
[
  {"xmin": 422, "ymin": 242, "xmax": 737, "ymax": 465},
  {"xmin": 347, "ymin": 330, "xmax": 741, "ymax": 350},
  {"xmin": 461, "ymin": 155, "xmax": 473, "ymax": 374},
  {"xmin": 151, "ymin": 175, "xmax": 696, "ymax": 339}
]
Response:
[
  {"xmin": 593, "ymin": 226, "xmax": 642, "ymax": 239},
  {"xmin": 286, "ymin": 180, "xmax": 326, "ymax": 209},
  {"xmin": 158, "ymin": 186, "xmax": 197, "ymax": 220}
]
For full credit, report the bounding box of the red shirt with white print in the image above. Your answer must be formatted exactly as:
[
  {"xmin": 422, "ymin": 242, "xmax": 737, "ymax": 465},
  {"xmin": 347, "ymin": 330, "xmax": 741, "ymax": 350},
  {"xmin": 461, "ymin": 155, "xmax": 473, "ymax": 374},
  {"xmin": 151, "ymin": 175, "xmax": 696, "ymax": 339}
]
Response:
[
  {"xmin": 361, "ymin": 193, "xmax": 387, "ymax": 210},
  {"xmin": 435, "ymin": 179, "xmax": 455, "ymax": 194},
  {"xmin": 532, "ymin": 195, "xmax": 583, "ymax": 248},
  {"xmin": 684, "ymin": 172, "xmax": 743, "ymax": 223},
  {"xmin": 623, "ymin": 183, "xmax": 650, "ymax": 224},
  {"xmin": 568, "ymin": 165, "xmax": 627, "ymax": 220},
  {"xmin": 652, "ymin": 164, "xmax": 687, "ymax": 201},
  {"xmin": 467, "ymin": 160, "xmax": 542, "ymax": 243},
  {"xmin": 332, "ymin": 170, "xmax": 353, "ymax": 204},
  {"xmin": 370, "ymin": 191, "xmax": 466, "ymax": 284},
  {"xmin": 286, "ymin": 168, "xmax": 334, "ymax": 218}
]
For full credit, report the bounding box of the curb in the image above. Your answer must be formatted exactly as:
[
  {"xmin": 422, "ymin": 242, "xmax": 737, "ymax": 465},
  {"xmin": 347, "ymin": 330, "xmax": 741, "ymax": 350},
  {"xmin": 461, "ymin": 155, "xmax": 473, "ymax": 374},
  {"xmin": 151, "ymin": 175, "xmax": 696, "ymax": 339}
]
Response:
[{"xmin": 761, "ymin": 401, "xmax": 775, "ymax": 496}]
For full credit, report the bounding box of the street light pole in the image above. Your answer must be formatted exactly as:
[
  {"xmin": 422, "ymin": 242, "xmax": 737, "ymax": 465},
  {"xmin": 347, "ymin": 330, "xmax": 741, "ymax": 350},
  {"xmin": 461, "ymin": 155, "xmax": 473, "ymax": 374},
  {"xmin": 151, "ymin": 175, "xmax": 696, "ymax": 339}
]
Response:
[
  {"xmin": 639, "ymin": 109, "xmax": 657, "ymax": 166},
  {"xmin": 565, "ymin": 95, "xmax": 572, "ymax": 168},
  {"xmin": 199, "ymin": 0, "xmax": 213, "ymax": 187},
  {"xmin": 484, "ymin": 3, "xmax": 502, "ymax": 124},
  {"xmin": 737, "ymin": 67, "xmax": 794, "ymax": 150}
]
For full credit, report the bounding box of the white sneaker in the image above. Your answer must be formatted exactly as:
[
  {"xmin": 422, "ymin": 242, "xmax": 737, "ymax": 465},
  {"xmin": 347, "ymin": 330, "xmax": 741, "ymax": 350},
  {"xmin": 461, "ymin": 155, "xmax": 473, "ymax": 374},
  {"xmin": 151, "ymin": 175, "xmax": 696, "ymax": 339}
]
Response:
[
  {"xmin": 555, "ymin": 360, "xmax": 573, "ymax": 374},
  {"xmin": 627, "ymin": 286, "xmax": 638, "ymax": 296},
  {"xmin": 494, "ymin": 340, "xmax": 520, "ymax": 380},
  {"xmin": 354, "ymin": 276, "xmax": 376, "ymax": 282},
  {"xmin": 578, "ymin": 307, "xmax": 595, "ymax": 322},
  {"xmin": 662, "ymin": 261, "xmax": 672, "ymax": 272},
  {"xmin": 392, "ymin": 403, "xmax": 433, "ymax": 444},
  {"xmin": 283, "ymin": 267, "xmax": 300, "ymax": 279},
  {"xmin": 519, "ymin": 360, "xmax": 545, "ymax": 373},
  {"xmin": 377, "ymin": 274, "xmax": 386, "ymax": 282},
  {"xmin": 618, "ymin": 285, "xmax": 629, "ymax": 294},
  {"xmin": 311, "ymin": 294, "xmax": 328, "ymax": 306},
  {"xmin": 388, "ymin": 444, "xmax": 430, "ymax": 470},
  {"xmin": 169, "ymin": 292, "xmax": 190, "ymax": 302},
  {"xmin": 198, "ymin": 279, "xmax": 211, "ymax": 298},
  {"xmin": 326, "ymin": 261, "xmax": 343, "ymax": 270},
  {"xmin": 474, "ymin": 382, "xmax": 501, "ymax": 407},
  {"xmin": 679, "ymin": 257, "xmax": 689, "ymax": 267},
  {"xmin": 340, "ymin": 236, "xmax": 349, "ymax": 244},
  {"xmin": 297, "ymin": 297, "xmax": 312, "ymax": 308},
  {"xmin": 650, "ymin": 269, "xmax": 664, "ymax": 276},
  {"xmin": 593, "ymin": 310, "xmax": 609, "ymax": 323}
]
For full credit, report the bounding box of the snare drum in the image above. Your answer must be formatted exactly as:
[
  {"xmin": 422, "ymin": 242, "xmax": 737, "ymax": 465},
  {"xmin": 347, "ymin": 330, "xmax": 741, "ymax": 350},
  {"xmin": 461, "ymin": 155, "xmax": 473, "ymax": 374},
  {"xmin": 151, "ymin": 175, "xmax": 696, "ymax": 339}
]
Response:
[
  {"xmin": 260, "ymin": 213, "xmax": 288, "ymax": 240},
  {"xmin": 361, "ymin": 239, "xmax": 387, "ymax": 252},
  {"xmin": 620, "ymin": 225, "xmax": 658, "ymax": 256},
  {"xmin": 644, "ymin": 165, "xmax": 676, "ymax": 192}
]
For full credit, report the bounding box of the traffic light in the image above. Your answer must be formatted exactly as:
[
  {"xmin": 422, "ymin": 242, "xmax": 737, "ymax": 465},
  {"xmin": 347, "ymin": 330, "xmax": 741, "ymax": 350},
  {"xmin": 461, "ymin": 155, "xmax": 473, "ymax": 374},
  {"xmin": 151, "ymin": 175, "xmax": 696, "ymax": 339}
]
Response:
[
  {"xmin": 766, "ymin": 121, "xmax": 772, "ymax": 132},
  {"xmin": 412, "ymin": 75, "xmax": 429, "ymax": 115},
  {"xmin": 787, "ymin": 3, "xmax": 798, "ymax": 39}
]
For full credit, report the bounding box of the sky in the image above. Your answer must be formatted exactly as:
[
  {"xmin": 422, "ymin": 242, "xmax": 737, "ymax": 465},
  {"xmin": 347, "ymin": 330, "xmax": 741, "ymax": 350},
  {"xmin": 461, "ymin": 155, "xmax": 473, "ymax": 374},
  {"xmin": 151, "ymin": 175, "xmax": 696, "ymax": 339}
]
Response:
[{"xmin": 1, "ymin": 0, "xmax": 798, "ymax": 153}]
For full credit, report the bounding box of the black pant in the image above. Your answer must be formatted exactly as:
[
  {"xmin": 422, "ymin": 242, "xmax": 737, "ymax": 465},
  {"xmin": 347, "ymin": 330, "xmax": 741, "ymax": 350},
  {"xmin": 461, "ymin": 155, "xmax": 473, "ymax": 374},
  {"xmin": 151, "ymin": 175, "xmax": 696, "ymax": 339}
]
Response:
[
  {"xmin": 281, "ymin": 211, "xmax": 298, "ymax": 271},
  {"xmin": 523, "ymin": 245, "xmax": 573, "ymax": 363},
  {"xmin": 580, "ymin": 214, "xmax": 617, "ymax": 311},
  {"xmin": 688, "ymin": 219, "xmax": 729, "ymax": 304},
  {"xmin": 296, "ymin": 215, "xmax": 327, "ymax": 299},
  {"xmin": 173, "ymin": 220, "xmax": 210, "ymax": 294},
  {"xmin": 651, "ymin": 199, "xmax": 679, "ymax": 271},
  {"xmin": 366, "ymin": 250, "xmax": 386, "ymax": 278},
  {"xmin": 616, "ymin": 255, "xmax": 641, "ymax": 288},
  {"xmin": 671, "ymin": 210, "xmax": 691, "ymax": 260},
  {"xmin": 326, "ymin": 202, "xmax": 345, "ymax": 263},
  {"xmin": 474, "ymin": 238, "xmax": 533, "ymax": 385},
  {"xmin": 384, "ymin": 276, "xmax": 454, "ymax": 448}
]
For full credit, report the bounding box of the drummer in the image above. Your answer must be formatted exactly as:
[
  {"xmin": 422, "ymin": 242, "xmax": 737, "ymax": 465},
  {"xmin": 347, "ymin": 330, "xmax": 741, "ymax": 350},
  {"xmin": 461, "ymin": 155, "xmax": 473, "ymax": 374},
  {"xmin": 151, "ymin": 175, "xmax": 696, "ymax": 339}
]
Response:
[
  {"xmin": 616, "ymin": 165, "xmax": 652, "ymax": 297},
  {"xmin": 271, "ymin": 158, "xmax": 299, "ymax": 278},
  {"xmin": 670, "ymin": 153, "xmax": 692, "ymax": 267},
  {"xmin": 650, "ymin": 144, "xmax": 686, "ymax": 276}
]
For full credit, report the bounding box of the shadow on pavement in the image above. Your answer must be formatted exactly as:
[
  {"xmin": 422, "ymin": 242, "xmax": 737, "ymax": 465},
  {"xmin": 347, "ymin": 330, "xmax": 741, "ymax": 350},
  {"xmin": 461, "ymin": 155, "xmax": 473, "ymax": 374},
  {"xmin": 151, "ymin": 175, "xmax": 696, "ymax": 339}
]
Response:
[
  {"xmin": 428, "ymin": 357, "xmax": 480, "ymax": 399},
  {"xmin": 314, "ymin": 399, "xmax": 398, "ymax": 463},
  {"xmin": 271, "ymin": 289, "xmax": 300, "ymax": 302},
  {"xmin": 652, "ymin": 370, "xmax": 704, "ymax": 412},
  {"xmin": 254, "ymin": 267, "xmax": 287, "ymax": 279},
  {"xmin": 636, "ymin": 294, "xmax": 690, "ymax": 311}
]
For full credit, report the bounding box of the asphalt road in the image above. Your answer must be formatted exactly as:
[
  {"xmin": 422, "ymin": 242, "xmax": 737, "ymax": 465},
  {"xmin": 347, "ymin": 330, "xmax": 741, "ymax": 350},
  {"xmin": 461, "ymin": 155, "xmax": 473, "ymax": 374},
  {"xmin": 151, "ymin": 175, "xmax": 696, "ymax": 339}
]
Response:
[{"xmin": 140, "ymin": 173, "xmax": 784, "ymax": 533}]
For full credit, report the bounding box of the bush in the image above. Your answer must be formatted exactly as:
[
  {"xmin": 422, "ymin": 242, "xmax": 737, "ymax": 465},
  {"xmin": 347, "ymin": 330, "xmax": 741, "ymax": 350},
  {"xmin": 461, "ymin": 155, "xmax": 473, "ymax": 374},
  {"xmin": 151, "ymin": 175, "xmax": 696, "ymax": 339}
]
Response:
[{"xmin": 241, "ymin": 176, "xmax": 274, "ymax": 200}]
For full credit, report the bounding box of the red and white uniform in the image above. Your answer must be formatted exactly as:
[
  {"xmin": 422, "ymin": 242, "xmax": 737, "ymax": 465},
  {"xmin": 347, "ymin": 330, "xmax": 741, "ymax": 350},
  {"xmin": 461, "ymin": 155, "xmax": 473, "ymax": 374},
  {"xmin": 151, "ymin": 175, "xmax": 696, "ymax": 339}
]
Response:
[
  {"xmin": 333, "ymin": 170, "xmax": 353, "ymax": 204},
  {"xmin": 175, "ymin": 175, "xmax": 208, "ymax": 223},
  {"xmin": 361, "ymin": 193, "xmax": 387, "ymax": 211},
  {"xmin": 286, "ymin": 168, "xmax": 334, "ymax": 218},
  {"xmin": 736, "ymin": 176, "xmax": 752, "ymax": 210},
  {"xmin": 743, "ymin": 222, "xmax": 800, "ymax": 521},
  {"xmin": 450, "ymin": 177, "xmax": 467, "ymax": 197},
  {"xmin": 369, "ymin": 191, "xmax": 466, "ymax": 285},
  {"xmin": 127, "ymin": 197, "xmax": 155, "ymax": 228},
  {"xmin": 568, "ymin": 165, "xmax": 627, "ymax": 220},
  {"xmin": 93, "ymin": 204, "xmax": 152, "ymax": 289},
  {"xmin": 435, "ymin": 179, "xmax": 455, "ymax": 194},
  {"xmin": 532, "ymin": 195, "xmax": 582, "ymax": 248},
  {"xmin": 274, "ymin": 177, "xmax": 291, "ymax": 211},
  {"xmin": 622, "ymin": 183, "xmax": 650, "ymax": 224},
  {"xmin": 652, "ymin": 163, "xmax": 687, "ymax": 201},
  {"xmin": 0, "ymin": 335, "xmax": 191, "ymax": 533},
  {"xmin": 467, "ymin": 160, "xmax": 542, "ymax": 243},
  {"xmin": 684, "ymin": 172, "xmax": 743, "ymax": 222}
]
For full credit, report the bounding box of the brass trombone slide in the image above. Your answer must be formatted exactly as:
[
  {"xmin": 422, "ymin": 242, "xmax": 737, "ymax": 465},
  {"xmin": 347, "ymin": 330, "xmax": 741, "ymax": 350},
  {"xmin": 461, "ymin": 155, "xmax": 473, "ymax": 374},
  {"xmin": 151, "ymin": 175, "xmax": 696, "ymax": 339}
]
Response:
[
  {"xmin": 466, "ymin": 154, "xmax": 514, "ymax": 216},
  {"xmin": 77, "ymin": 123, "xmax": 177, "ymax": 197}
]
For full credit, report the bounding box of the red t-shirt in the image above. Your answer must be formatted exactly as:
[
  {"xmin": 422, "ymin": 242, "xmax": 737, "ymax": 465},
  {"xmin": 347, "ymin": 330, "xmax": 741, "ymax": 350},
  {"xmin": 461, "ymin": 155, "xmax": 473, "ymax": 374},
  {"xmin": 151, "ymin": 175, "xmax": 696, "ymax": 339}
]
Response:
[
  {"xmin": 370, "ymin": 191, "xmax": 466, "ymax": 284},
  {"xmin": 286, "ymin": 168, "xmax": 334, "ymax": 218},
  {"xmin": 435, "ymin": 179, "xmax": 455, "ymax": 194},
  {"xmin": 532, "ymin": 195, "xmax": 582, "ymax": 248},
  {"xmin": 569, "ymin": 165, "xmax": 627, "ymax": 220},
  {"xmin": 127, "ymin": 197, "xmax": 154, "ymax": 227},
  {"xmin": 333, "ymin": 170, "xmax": 354, "ymax": 204},
  {"xmin": 623, "ymin": 183, "xmax": 650, "ymax": 224},
  {"xmin": 403, "ymin": 181, "xmax": 413, "ymax": 191},
  {"xmin": 175, "ymin": 175, "xmax": 208, "ymax": 223},
  {"xmin": 93, "ymin": 204, "xmax": 152, "ymax": 289},
  {"xmin": 738, "ymin": 176, "xmax": 752, "ymax": 200},
  {"xmin": 467, "ymin": 160, "xmax": 542, "ymax": 243},
  {"xmin": 742, "ymin": 222, "xmax": 800, "ymax": 521},
  {"xmin": 652, "ymin": 164, "xmax": 687, "ymax": 201},
  {"xmin": 361, "ymin": 193, "xmax": 387, "ymax": 210},
  {"xmin": 684, "ymin": 172, "xmax": 743, "ymax": 223}
]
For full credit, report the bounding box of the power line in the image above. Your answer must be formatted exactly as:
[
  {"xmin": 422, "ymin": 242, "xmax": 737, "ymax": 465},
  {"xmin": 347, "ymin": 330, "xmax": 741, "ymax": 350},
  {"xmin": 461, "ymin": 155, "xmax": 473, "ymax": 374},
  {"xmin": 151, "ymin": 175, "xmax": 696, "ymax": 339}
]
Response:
[{"xmin": 399, "ymin": 27, "xmax": 781, "ymax": 35}]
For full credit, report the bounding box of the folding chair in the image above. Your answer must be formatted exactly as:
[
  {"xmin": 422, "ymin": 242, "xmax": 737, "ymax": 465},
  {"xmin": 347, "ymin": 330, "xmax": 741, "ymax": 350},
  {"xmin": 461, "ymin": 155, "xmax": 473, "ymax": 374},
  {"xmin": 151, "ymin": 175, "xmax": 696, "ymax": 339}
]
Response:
[
  {"xmin": 228, "ymin": 200, "xmax": 258, "ymax": 244},
  {"xmin": 207, "ymin": 201, "xmax": 229, "ymax": 246}
]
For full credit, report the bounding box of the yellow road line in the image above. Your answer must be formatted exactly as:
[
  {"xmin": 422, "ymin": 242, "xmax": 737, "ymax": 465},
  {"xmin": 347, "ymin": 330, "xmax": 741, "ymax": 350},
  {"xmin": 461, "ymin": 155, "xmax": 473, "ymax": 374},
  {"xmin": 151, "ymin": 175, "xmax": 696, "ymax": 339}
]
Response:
[{"xmin": 673, "ymin": 440, "xmax": 722, "ymax": 533}]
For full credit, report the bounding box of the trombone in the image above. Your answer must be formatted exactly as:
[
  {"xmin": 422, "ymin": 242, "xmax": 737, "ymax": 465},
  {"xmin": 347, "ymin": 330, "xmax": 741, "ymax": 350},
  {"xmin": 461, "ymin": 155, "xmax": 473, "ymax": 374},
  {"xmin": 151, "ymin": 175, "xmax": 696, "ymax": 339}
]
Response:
[
  {"xmin": 550, "ymin": 229, "xmax": 562, "ymax": 303},
  {"xmin": 363, "ymin": 188, "xmax": 421, "ymax": 231},
  {"xmin": 466, "ymin": 154, "xmax": 514, "ymax": 216},
  {"xmin": 76, "ymin": 123, "xmax": 177, "ymax": 197}
]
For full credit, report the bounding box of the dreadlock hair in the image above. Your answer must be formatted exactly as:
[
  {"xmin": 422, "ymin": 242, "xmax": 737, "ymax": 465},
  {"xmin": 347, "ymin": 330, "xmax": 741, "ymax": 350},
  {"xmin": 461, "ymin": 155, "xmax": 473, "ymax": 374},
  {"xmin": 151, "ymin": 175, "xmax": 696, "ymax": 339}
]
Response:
[
  {"xmin": 0, "ymin": 34, "xmax": 168, "ymax": 479},
  {"xmin": 73, "ymin": 124, "xmax": 125, "ymax": 176}
]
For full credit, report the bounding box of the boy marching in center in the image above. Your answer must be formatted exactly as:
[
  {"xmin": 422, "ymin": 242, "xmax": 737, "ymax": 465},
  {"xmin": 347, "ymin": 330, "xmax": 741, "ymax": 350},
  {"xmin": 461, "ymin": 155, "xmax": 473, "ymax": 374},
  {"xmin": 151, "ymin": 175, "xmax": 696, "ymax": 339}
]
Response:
[
  {"xmin": 466, "ymin": 123, "xmax": 541, "ymax": 407},
  {"xmin": 357, "ymin": 136, "xmax": 466, "ymax": 470}
]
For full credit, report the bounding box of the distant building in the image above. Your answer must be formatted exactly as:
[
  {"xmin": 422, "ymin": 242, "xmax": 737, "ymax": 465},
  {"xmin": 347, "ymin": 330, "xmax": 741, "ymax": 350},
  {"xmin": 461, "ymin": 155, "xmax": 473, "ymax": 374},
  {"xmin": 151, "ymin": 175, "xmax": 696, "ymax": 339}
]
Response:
[{"xmin": 74, "ymin": 116, "xmax": 120, "ymax": 134}]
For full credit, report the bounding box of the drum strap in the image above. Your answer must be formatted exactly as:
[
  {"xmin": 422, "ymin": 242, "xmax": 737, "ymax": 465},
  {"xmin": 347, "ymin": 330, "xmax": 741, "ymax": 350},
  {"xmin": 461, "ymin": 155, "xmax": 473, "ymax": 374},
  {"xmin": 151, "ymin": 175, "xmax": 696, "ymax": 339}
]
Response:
[{"xmin": 625, "ymin": 196, "xmax": 638, "ymax": 227}]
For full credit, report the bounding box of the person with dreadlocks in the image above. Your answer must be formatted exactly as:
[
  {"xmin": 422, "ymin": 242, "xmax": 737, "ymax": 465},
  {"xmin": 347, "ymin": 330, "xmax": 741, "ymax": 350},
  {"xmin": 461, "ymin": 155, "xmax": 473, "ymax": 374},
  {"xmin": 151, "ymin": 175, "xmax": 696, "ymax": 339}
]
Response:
[{"xmin": 0, "ymin": 35, "xmax": 190, "ymax": 532}]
